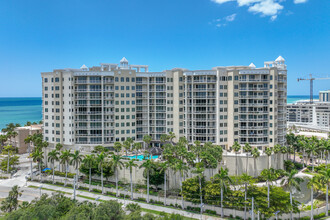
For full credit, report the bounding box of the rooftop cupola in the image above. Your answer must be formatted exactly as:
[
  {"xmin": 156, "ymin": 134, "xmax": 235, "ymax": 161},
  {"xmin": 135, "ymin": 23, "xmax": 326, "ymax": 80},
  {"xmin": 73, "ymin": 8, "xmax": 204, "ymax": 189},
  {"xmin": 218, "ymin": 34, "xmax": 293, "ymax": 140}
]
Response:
[
  {"xmin": 80, "ymin": 64, "xmax": 88, "ymax": 71},
  {"xmin": 120, "ymin": 57, "xmax": 129, "ymax": 68},
  {"xmin": 249, "ymin": 63, "xmax": 256, "ymax": 68},
  {"xmin": 275, "ymin": 56, "xmax": 285, "ymax": 64}
]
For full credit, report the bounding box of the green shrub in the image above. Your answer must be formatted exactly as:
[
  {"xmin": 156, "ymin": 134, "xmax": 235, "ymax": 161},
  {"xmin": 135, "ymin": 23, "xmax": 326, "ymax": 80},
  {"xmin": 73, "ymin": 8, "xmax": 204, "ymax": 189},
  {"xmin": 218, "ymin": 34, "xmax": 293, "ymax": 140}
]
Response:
[
  {"xmin": 92, "ymin": 188, "xmax": 102, "ymax": 193},
  {"xmin": 205, "ymin": 209, "xmax": 217, "ymax": 215},
  {"xmin": 136, "ymin": 197, "xmax": 146, "ymax": 202}
]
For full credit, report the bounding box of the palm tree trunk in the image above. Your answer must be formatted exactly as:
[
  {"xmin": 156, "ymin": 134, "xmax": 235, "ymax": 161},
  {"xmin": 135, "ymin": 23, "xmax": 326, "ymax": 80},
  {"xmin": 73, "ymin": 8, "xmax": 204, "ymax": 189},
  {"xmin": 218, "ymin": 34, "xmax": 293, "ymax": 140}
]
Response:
[
  {"xmin": 268, "ymin": 156, "xmax": 270, "ymax": 169},
  {"xmin": 326, "ymin": 184, "xmax": 328, "ymax": 217},
  {"xmin": 39, "ymin": 162, "xmax": 42, "ymax": 182},
  {"xmin": 221, "ymin": 187, "xmax": 224, "ymax": 218},
  {"xmin": 198, "ymin": 175, "xmax": 203, "ymax": 214},
  {"xmin": 246, "ymin": 154, "xmax": 249, "ymax": 174},
  {"xmin": 236, "ymin": 154, "xmax": 238, "ymax": 176},
  {"xmin": 180, "ymin": 172, "xmax": 184, "ymax": 210},
  {"xmin": 164, "ymin": 171, "xmax": 167, "ymax": 206},
  {"xmin": 147, "ymin": 170, "xmax": 150, "ymax": 203},
  {"xmin": 52, "ymin": 161, "xmax": 55, "ymax": 184},
  {"xmin": 65, "ymin": 161, "xmax": 68, "ymax": 186},
  {"xmin": 244, "ymin": 182, "xmax": 247, "ymax": 220},
  {"xmin": 89, "ymin": 168, "xmax": 91, "ymax": 192},
  {"xmin": 7, "ymin": 151, "xmax": 10, "ymax": 174},
  {"xmin": 311, "ymin": 186, "xmax": 314, "ymax": 220},
  {"xmin": 101, "ymin": 166, "xmax": 104, "ymax": 194},
  {"xmin": 75, "ymin": 167, "xmax": 79, "ymax": 189},
  {"xmin": 303, "ymin": 150, "xmax": 305, "ymax": 168},
  {"xmin": 116, "ymin": 168, "xmax": 119, "ymax": 197},
  {"xmin": 293, "ymin": 148, "xmax": 296, "ymax": 163},
  {"xmin": 312, "ymin": 152, "xmax": 314, "ymax": 172},
  {"xmin": 130, "ymin": 170, "xmax": 133, "ymax": 200},
  {"xmin": 290, "ymin": 189, "xmax": 293, "ymax": 220},
  {"xmin": 267, "ymin": 181, "xmax": 270, "ymax": 208}
]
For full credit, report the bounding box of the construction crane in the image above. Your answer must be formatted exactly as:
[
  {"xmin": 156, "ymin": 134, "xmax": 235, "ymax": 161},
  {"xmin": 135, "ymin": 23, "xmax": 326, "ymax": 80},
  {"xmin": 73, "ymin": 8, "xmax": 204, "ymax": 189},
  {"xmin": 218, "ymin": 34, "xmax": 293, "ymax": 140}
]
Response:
[{"xmin": 297, "ymin": 74, "xmax": 330, "ymax": 104}]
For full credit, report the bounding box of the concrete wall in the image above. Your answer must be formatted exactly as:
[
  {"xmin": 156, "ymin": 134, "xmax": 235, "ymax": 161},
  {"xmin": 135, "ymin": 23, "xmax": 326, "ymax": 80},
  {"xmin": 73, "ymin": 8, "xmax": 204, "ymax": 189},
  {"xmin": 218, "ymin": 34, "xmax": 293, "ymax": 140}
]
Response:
[{"xmin": 54, "ymin": 152, "xmax": 284, "ymax": 190}]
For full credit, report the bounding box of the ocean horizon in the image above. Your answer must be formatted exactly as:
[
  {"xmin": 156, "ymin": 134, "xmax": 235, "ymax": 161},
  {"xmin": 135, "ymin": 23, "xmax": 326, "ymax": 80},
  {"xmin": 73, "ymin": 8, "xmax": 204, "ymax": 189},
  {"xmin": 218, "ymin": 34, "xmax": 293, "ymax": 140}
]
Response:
[{"xmin": 0, "ymin": 95, "xmax": 319, "ymax": 129}]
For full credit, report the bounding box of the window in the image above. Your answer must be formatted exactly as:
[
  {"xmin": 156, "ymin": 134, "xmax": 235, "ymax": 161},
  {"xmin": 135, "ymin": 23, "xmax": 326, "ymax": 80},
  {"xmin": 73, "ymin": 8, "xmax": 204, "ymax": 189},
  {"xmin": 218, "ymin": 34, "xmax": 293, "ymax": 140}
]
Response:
[
  {"xmin": 115, "ymin": 77, "xmax": 118, "ymax": 82},
  {"xmin": 44, "ymin": 78, "xmax": 48, "ymax": 83},
  {"xmin": 45, "ymin": 86, "xmax": 48, "ymax": 91},
  {"xmin": 121, "ymin": 86, "xmax": 124, "ymax": 90},
  {"xmin": 121, "ymin": 77, "xmax": 124, "ymax": 82},
  {"xmin": 55, "ymin": 77, "xmax": 59, "ymax": 82},
  {"xmin": 126, "ymin": 77, "xmax": 130, "ymax": 82}
]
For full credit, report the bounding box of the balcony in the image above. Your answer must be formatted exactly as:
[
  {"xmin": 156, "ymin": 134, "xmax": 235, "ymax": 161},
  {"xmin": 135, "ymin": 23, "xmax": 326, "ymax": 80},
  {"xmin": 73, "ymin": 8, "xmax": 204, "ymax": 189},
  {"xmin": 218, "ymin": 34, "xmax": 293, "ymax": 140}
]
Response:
[
  {"xmin": 239, "ymin": 118, "xmax": 268, "ymax": 122},
  {"xmin": 239, "ymin": 87, "xmax": 268, "ymax": 91}
]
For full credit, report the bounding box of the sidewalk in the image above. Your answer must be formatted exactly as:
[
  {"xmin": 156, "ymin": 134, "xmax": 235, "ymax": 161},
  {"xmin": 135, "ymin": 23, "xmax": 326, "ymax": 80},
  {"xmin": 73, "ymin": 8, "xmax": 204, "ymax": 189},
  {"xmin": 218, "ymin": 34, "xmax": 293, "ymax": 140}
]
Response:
[{"xmin": 28, "ymin": 181, "xmax": 223, "ymax": 220}]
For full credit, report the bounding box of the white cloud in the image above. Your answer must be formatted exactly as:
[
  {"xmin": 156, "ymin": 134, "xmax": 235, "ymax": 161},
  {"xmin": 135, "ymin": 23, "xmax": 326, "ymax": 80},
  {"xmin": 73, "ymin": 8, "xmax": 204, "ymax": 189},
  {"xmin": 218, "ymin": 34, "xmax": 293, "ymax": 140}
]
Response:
[
  {"xmin": 211, "ymin": 0, "xmax": 289, "ymax": 20},
  {"xmin": 294, "ymin": 0, "xmax": 308, "ymax": 3},
  {"xmin": 237, "ymin": 0, "xmax": 261, "ymax": 6},
  {"xmin": 225, "ymin": 13, "xmax": 237, "ymax": 21},
  {"xmin": 248, "ymin": 0, "xmax": 283, "ymax": 16},
  {"xmin": 211, "ymin": 13, "xmax": 237, "ymax": 28}
]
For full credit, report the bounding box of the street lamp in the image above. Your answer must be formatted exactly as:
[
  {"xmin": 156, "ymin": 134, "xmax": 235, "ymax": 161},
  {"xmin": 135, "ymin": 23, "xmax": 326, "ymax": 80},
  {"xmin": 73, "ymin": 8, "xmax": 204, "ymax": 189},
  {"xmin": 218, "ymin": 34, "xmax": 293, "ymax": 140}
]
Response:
[{"xmin": 39, "ymin": 185, "xmax": 43, "ymax": 196}]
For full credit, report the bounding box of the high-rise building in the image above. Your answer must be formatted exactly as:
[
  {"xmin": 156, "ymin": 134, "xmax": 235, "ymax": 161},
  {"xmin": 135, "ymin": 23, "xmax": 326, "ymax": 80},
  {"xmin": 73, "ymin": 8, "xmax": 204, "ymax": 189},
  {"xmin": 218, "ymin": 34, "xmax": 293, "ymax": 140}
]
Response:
[{"xmin": 41, "ymin": 56, "xmax": 287, "ymax": 151}]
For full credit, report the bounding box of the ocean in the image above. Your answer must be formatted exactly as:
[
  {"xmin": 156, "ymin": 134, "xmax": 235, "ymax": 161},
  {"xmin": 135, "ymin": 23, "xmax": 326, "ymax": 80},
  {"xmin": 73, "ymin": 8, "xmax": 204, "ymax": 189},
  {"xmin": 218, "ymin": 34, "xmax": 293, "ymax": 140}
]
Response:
[
  {"xmin": 0, "ymin": 95, "xmax": 319, "ymax": 130},
  {"xmin": 0, "ymin": 97, "xmax": 42, "ymax": 129}
]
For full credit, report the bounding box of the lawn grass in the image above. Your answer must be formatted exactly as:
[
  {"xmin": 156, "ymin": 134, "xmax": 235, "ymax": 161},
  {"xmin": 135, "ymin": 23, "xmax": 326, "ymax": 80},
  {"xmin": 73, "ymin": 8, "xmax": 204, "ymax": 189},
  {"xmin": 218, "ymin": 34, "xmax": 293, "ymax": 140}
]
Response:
[{"xmin": 28, "ymin": 185, "xmax": 72, "ymax": 195}]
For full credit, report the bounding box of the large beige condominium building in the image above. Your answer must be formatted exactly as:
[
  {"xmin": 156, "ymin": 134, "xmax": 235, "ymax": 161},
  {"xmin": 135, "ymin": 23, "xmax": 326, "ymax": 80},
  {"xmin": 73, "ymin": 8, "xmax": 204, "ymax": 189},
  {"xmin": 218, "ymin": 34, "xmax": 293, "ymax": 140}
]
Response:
[{"xmin": 41, "ymin": 56, "xmax": 287, "ymax": 151}]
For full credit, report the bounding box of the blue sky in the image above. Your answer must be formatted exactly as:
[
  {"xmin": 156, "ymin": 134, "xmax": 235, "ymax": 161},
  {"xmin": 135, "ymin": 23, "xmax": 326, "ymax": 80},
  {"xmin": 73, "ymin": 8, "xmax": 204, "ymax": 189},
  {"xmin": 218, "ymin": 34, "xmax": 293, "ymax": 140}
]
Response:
[{"xmin": 0, "ymin": 0, "xmax": 329, "ymax": 97}]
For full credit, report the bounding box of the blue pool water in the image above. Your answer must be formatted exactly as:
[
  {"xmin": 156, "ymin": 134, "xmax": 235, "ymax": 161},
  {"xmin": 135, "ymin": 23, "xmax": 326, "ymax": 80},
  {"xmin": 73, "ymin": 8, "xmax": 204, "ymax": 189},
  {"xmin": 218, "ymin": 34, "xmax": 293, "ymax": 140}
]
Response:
[{"xmin": 123, "ymin": 155, "xmax": 159, "ymax": 161}]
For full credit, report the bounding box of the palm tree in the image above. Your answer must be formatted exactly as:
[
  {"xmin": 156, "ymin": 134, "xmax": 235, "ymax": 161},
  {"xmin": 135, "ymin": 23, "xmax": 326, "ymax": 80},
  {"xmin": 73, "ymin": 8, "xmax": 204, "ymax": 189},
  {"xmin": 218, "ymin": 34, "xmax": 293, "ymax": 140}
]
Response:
[
  {"xmin": 251, "ymin": 148, "xmax": 260, "ymax": 177},
  {"xmin": 110, "ymin": 154, "xmax": 124, "ymax": 197},
  {"xmin": 159, "ymin": 161, "xmax": 169, "ymax": 206},
  {"xmin": 281, "ymin": 169, "xmax": 303, "ymax": 220},
  {"xmin": 315, "ymin": 168, "xmax": 330, "ymax": 216},
  {"xmin": 24, "ymin": 135, "xmax": 34, "ymax": 179},
  {"xmin": 31, "ymin": 149, "xmax": 43, "ymax": 182},
  {"xmin": 175, "ymin": 160, "xmax": 188, "ymax": 209},
  {"xmin": 241, "ymin": 173, "xmax": 254, "ymax": 220},
  {"xmin": 97, "ymin": 152, "xmax": 107, "ymax": 194},
  {"xmin": 114, "ymin": 142, "xmax": 122, "ymax": 156},
  {"xmin": 214, "ymin": 167, "xmax": 233, "ymax": 218},
  {"xmin": 139, "ymin": 159, "xmax": 154, "ymax": 203},
  {"xmin": 0, "ymin": 185, "xmax": 23, "ymax": 212},
  {"xmin": 192, "ymin": 162, "xmax": 205, "ymax": 217},
  {"xmin": 307, "ymin": 176, "xmax": 320, "ymax": 220},
  {"xmin": 125, "ymin": 159, "xmax": 138, "ymax": 200},
  {"xmin": 55, "ymin": 143, "xmax": 63, "ymax": 171},
  {"xmin": 82, "ymin": 154, "xmax": 95, "ymax": 192},
  {"xmin": 274, "ymin": 144, "xmax": 281, "ymax": 170},
  {"xmin": 70, "ymin": 150, "xmax": 84, "ymax": 188},
  {"xmin": 306, "ymin": 140, "xmax": 318, "ymax": 172},
  {"xmin": 48, "ymin": 149, "xmax": 59, "ymax": 184},
  {"xmin": 232, "ymin": 141, "xmax": 241, "ymax": 176},
  {"xmin": 265, "ymin": 147, "xmax": 273, "ymax": 169},
  {"xmin": 143, "ymin": 135, "xmax": 152, "ymax": 152},
  {"xmin": 123, "ymin": 140, "xmax": 131, "ymax": 156},
  {"xmin": 261, "ymin": 168, "xmax": 279, "ymax": 208},
  {"xmin": 168, "ymin": 132, "xmax": 176, "ymax": 145},
  {"xmin": 0, "ymin": 135, "xmax": 8, "ymax": 151},
  {"xmin": 3, "ymin": 145, "xmax": 14, "ymax": 174},
  {"xmin": 133, "ymin": 142, "xmax": 142, "ymax": 159},
  {"xmin": 59, "ymin": 149, "xmax": 71, "ymax": 186},
  {"xmin": 243, "ymin": 143, "xmax": 252, "ymax": 174}
]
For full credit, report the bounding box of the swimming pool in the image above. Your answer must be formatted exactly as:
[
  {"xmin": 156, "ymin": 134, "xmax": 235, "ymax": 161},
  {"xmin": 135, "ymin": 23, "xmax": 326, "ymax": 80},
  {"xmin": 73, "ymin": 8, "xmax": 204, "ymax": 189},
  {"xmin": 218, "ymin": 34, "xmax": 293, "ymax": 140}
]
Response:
[{"xmin": 123, "ymin": 155, "xmax": 159, "ymax": 161}]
